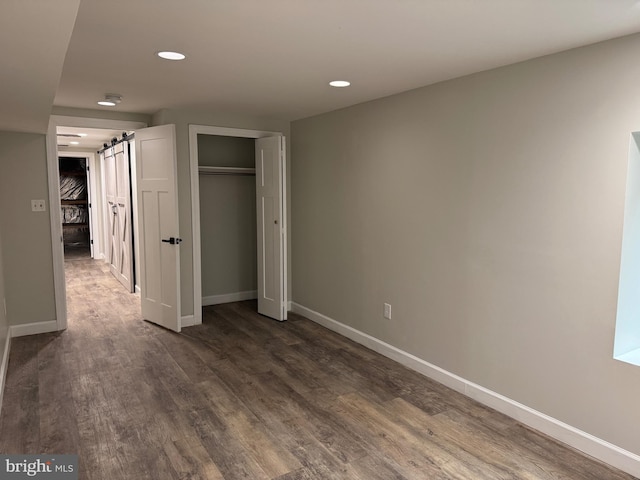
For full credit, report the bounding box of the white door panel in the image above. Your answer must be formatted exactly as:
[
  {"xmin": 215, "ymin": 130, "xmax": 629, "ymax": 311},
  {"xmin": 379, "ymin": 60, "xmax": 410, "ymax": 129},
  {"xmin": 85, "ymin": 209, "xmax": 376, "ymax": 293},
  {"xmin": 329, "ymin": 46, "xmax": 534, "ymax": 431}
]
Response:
[
  {"xmin": 256, "ymin": 136, "xmax": 286, "ymax": 321},
  {"xmin": 104, "ymin": 147, "xmax": 120, "ymax": 278},
  {"xmin": 114, "ymin": 143, "xmax": 134, "ymax": 292},
  {"xmin": 135, "ymin": 125, "xmax": 181, "ymax": 332},
  {"xmin": 104, "ymin": 143, "xmax": 134, "ymax": 292}
]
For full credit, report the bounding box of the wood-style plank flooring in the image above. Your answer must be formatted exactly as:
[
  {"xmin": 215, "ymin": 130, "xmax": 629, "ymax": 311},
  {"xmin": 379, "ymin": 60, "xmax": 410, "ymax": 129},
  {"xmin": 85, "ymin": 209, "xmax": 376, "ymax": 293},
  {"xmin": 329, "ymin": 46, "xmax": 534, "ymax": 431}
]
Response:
[{"xmin": 0, "ymin": 249, "xmax": 636, "ymax": 479}]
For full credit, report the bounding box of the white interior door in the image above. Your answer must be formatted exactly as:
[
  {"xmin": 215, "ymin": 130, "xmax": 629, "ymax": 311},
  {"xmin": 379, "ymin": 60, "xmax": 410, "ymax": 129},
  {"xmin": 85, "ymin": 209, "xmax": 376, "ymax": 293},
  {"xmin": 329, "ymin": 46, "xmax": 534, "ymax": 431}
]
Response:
[
  {"xmin": 135, "ymin": 124, "xmax": 181, "ymax": 332},
  {"xmin": 114, "ymin": 142, "xmax": 134, "ymax": 292},
  {"xmin": 256, "ymin": 136, "xmax": 287, "ymax": 321}
]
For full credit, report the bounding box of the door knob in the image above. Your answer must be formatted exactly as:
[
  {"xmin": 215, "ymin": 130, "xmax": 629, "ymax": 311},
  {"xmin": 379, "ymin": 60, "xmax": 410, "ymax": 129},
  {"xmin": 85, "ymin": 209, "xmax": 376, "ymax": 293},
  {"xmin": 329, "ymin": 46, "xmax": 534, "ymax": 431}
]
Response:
[{"xmin": 161, "ymin": 237, "xmax": 182, "ymax": 245}]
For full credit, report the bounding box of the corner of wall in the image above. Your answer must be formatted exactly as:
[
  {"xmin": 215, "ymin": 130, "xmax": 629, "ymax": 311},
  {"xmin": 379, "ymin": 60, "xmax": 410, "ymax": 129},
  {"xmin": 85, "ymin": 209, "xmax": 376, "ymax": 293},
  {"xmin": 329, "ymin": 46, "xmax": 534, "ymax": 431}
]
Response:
[{"xmin": 0, "ymin": 221, "xmax": 10, "ymax": 412}]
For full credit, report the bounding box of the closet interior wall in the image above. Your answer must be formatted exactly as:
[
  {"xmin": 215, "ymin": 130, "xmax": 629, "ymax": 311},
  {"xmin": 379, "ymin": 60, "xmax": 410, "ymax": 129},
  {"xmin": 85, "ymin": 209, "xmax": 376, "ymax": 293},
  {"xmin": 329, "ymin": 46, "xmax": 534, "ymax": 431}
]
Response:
[{"xmin": 198, "ymin": 134, "xmax": 258, "ymax": 305}]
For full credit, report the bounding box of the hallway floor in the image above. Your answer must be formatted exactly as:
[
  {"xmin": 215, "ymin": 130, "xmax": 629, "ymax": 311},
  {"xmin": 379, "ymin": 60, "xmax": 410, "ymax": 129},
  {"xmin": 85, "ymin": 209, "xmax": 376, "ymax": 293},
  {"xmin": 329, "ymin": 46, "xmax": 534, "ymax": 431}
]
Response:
[{"xmin": 0, "ymin": 254, "xmax": 635, "ymax": 479}]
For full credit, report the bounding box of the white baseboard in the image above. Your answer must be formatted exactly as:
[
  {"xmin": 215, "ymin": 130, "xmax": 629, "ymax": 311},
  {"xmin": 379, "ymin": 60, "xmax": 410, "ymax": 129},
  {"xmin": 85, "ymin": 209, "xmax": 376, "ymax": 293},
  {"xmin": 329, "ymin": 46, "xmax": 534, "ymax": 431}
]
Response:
[
  {"xmin": 10, "ymin": 320, "xmax": 58, "ymax": 338},
  {"xmin": 0, "ymin": 331, "xmax": 11, "ymax": 414},
  {"xmin": 290, "ymin": 302, "xmax": 640, "ymax": 478},
  {"xmin": 202, "ymin": 290, "xmax": 257, "ymax": 307},
  {"xmin": 181, "ymin": 315, "xmax": 196, "ymax": 328}
]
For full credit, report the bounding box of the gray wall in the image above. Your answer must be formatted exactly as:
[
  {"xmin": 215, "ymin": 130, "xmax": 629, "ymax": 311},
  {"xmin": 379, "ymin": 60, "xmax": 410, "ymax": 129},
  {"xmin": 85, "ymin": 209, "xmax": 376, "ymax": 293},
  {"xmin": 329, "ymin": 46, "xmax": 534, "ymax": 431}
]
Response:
[
  {"xmin": 198, "ymin": 135, "xmax": 257, "ymax": 298},
  {"xmin": 291, "ymin": 33, "xmax": 640, "ymax": 455},
  {"xmin": 0, "ymin": 131, "xmax": 56, "ymax": 326},
  {"xmin": 0, "ymin": 221, "xmax": 9, "ymax": 368},
  {"xmin": 152, "ymin": 109, "xmax": 290, "ymax": 317}
]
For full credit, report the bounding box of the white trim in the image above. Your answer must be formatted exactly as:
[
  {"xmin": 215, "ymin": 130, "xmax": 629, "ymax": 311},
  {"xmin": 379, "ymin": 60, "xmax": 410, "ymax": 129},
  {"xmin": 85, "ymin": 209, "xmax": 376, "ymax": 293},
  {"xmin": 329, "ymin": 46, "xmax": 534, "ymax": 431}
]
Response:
[
  {"xmin": 188, "ymin": 124, "xmax": 284, "ymax": 328},
  {"xmin": 202, "ymin": 290, "xmax": 257, "ymax": 306},
  {"xmin": 189, "ymin": 127, "xmax": 202, "ymax": 326},
  {"xmin": 46, "ymin": 120, "xmax": 67, "ymax": 331},
  {"xmin": 290, "ymin": 302, "xmax": 640, "ymax": 478},
  {"xmin": 47, "ymin": 116, "xmax": 147, "ymax": 332},
  {"xmin": 50, "ymin": 115, "xmax": 146, "ymax": 132},
  {"xmin": 99, "ymin": 149, "xmax": 109, "ymax": 264},
  {"xmin": 87, "ymin": 153, "xmax": 101, "ymax": 258},
  {"xmin": 10, "ymin": 321, "xmax": 58, "ymax": 338},
  {"xmin": 0, "ymin": 333, "xmax": 10, "ymax": 413},
  {"xmin": 181, "ymin": 315, "xmax": 196, "ymax": 328},
  {"xmin": 280, "ymin": 136, "xmax": 288, "ymax": 320}
]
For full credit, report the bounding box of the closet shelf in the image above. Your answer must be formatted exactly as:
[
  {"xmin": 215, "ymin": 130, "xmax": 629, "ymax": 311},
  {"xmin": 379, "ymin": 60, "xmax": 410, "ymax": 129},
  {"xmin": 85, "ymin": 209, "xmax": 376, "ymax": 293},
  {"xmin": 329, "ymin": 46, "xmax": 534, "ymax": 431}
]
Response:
[
  {"xmin": 198, "ymin": 166, "xmax": 256, "ymax": 176},
  {"xmin": 61, "ymin": 199, "xmax": 88, "ymax": 205},
  {"xmin": 63, "ymin": 223, "xmax": 89, "ymax": 228}
]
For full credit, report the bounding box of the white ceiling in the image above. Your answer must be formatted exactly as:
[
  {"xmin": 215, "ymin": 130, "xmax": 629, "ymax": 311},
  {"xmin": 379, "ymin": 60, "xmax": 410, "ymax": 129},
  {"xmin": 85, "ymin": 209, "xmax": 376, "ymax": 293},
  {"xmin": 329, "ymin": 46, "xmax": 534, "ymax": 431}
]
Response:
[
  {"xmin": 57, "ymin": 126, "xmax": 128, "ymax": 151},
  {"xmin": 5, "ymin": 0, "xmax": 640, "ymax": 133},
  {"xmin": 0, "ymin": 0, "xmax": 80, "ymax": 133}
]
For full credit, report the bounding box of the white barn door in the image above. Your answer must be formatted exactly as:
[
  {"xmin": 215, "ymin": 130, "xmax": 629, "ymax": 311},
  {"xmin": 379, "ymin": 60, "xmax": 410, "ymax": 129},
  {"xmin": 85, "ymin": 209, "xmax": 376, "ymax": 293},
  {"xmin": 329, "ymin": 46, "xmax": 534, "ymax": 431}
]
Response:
[
  {"xmin": 113, "ymin": 142, "xmax": 134, "ymax": 292},
  {"xmin": 104, "ymin": 143, "xmax": 134, "ymax": 293},
  {"xmin": 135, "ymin": 124, "xmax": 181, "ymax": 332},
  {"xmin": 104, "ymin": 147, "xmax": 120, "ymax": 279},
  {"xmin": 255, "ymin": 136, "xmax": 287, "ymax": 321}
]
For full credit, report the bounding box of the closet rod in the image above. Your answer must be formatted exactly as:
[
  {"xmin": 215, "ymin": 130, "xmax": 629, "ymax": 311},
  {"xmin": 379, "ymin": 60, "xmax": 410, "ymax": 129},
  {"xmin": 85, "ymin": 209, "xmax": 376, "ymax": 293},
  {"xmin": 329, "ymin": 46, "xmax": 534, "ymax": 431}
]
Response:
[{"xmin": 198, "ymin": 166, "xmax": 256, "ymax": 176}]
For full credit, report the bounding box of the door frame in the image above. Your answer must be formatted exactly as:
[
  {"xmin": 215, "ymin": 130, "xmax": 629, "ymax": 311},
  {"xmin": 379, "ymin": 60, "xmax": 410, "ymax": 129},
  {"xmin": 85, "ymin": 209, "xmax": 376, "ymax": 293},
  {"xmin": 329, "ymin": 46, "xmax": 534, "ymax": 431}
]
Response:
[
  {"xmin": 57, "ymin": 150, "xmax": 101, "ymax": 259},
  {"xmin": 46, "ymin": 115, "xmax": 147, "ymax": 331},
  {"xmin": 188, "ymin": 124, "xmax": 287, "ymax": 325}
]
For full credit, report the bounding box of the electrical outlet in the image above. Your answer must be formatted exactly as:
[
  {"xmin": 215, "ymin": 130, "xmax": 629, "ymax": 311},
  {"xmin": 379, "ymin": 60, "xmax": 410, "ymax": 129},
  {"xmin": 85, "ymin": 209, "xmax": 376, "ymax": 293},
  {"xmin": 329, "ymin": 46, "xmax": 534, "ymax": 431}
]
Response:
[
  {"xmin": 31, "ymin": 199, "xmax": 46, "ymax": 212},
  {"xmin": 384, "ymin": 303, "xmax": 392, "ymax": 320}
]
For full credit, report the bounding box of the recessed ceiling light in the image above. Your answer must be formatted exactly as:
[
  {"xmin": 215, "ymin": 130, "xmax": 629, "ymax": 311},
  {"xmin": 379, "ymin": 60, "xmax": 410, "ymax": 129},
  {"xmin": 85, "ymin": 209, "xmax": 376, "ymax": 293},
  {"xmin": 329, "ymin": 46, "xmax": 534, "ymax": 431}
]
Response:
[
  {"xmin": 157, "ymin": 51, "xmax": 186, "ymax": 61},
  {"xmin": 97, "ymin": 94, "xmax": 122, "ymax": 107},
  {"xmin": 329, "ymin": 80, "xmax": 351, "ymax": 87},
  {"xmin": 70, "ymin": 141, "xmax": 80, "ymax": 145}
]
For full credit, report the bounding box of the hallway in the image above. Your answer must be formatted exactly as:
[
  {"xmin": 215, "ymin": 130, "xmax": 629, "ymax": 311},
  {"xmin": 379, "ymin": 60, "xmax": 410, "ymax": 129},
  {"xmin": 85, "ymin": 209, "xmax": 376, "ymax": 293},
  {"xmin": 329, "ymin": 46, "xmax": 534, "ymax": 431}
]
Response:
[{"xmin": 0, "ymin": 255, "xmax": 635, "ymax": 479}]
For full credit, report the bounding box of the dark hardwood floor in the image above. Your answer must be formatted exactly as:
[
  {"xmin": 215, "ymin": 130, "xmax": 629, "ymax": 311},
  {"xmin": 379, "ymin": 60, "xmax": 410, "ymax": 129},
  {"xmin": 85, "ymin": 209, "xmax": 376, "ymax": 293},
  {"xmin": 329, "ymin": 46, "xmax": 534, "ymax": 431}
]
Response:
[{"xmin": 0, "ymin": 251, "xmax": 635, "ymax": 479}]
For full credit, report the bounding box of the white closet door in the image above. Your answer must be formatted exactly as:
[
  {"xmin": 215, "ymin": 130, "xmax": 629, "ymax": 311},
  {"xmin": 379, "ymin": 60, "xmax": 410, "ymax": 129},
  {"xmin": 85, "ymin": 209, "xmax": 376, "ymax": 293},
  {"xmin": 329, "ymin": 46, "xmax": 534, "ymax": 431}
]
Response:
[{"xmin": 256, "ymin": 136, "xmax": 287, "ymax": 321}]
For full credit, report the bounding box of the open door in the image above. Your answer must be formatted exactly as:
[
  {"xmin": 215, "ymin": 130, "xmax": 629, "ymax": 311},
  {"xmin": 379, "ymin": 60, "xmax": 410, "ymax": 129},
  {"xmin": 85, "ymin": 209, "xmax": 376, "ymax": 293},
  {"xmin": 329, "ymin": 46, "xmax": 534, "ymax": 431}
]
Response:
[
  {"xmin": 256, "ymin": 136, "xmax": 287, "ymax": 321},
  {"xmin": 135, "ymin": 124, "xmax": 181, "ymax": 332}
]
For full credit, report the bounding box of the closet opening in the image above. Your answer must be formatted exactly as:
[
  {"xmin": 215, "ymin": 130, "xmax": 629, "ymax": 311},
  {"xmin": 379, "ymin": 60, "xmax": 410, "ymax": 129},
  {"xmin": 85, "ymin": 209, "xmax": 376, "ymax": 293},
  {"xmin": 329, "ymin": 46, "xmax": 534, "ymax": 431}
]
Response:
[
  {"xmin": 198, "ymin": 135, "xmax": 258, "ymax": 307},
  {"xmin": 189, "ymin": 124, "xmax": 288, "ymax": 325}
]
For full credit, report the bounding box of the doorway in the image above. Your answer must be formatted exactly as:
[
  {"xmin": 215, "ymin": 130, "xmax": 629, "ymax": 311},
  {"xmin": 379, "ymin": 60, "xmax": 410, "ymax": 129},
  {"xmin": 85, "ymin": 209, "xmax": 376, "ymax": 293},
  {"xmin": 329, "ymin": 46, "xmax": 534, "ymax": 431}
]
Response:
[
  {"xmin": 47, "ymin": 116, "xmax": 147, "ymax": 330},
  {"xmin": 189, "ymin": 125, "xmax": 288, "ymax": 326},
  {"xmin": 58, "ymin": 154, "xmax": 92, "ymax": 257}
]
